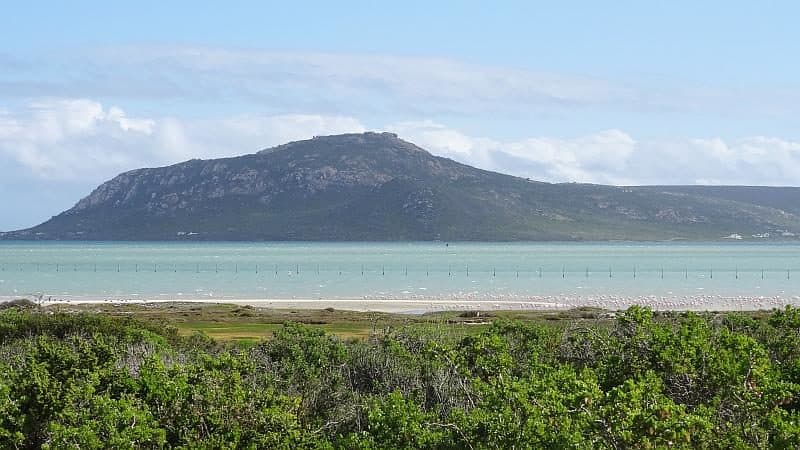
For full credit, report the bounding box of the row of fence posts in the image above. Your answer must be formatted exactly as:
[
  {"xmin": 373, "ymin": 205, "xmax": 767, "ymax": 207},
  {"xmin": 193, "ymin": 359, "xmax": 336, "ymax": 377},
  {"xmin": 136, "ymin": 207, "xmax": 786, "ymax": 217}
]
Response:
[{"xmin": 0, "ymin": 263, "xmax": 794, "ymax": 279}]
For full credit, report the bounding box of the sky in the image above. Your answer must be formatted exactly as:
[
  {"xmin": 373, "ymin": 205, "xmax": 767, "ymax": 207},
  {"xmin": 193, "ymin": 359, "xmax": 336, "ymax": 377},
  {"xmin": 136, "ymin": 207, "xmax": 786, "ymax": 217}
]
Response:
[{"xmin": 1, "ymin": 1, "xmax": 800, "ymax": 230}]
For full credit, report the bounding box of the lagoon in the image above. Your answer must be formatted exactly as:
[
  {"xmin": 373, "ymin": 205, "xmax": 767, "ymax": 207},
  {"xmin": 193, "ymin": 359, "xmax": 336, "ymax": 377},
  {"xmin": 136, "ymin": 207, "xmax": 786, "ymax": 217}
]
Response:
[{"xmin": 0, "ymin": 241, "xmax": 798, "ymax": 309}]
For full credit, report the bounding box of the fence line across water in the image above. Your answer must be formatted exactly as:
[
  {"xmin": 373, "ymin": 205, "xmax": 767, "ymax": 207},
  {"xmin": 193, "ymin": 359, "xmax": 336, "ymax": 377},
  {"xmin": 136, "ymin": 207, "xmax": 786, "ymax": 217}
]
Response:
[{"xmin": 0, "ymin": 262, "xmax": 796, "ymax": 279}]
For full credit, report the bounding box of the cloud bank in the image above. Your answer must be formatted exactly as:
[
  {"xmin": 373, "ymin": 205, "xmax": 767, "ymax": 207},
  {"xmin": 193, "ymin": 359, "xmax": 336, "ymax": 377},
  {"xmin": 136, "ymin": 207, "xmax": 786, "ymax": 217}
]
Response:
[
  {"xmin": 2, "ymin": 98, "xmax": 799, "ymax": 189},
  {"xmin": 0, "ymin": 47, "xmax": 626, "ymax": 115},
  {"xmin": 388, "ymin": 120, "xmax": 800, "ymax": 187},
  {"xmin": 0, "ymin": 99, "xmax": 365, "ymax": 181},
  {"xmin": 4, "ymin": 46, "xmax": 799, "ymax": 121}
]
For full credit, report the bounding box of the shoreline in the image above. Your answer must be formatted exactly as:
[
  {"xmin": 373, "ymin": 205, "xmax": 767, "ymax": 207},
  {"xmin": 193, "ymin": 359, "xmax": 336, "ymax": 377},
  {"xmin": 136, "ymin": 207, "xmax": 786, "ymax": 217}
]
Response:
[{"xmin": 6, "ymin": 294, "xmax": 800, "ymax": 314}]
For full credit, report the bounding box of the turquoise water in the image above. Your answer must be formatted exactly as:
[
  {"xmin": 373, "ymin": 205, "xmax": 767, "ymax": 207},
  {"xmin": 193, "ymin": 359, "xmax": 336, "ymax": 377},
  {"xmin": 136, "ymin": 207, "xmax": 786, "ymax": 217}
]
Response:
[{"xmin": 0, "ymin": 241, "xmax": 798, "ymax": 300}]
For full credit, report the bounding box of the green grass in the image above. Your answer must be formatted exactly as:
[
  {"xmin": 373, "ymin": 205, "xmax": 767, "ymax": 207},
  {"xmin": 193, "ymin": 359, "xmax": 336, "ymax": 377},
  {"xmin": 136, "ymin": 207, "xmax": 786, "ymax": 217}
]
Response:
[
  {"xmin": 40, "ymin": 301, "xmax": 766, "ymax": 342},
  {"xmin": 176, "ymin": 321, "xmax": 380, "ymax": 341},
  {"xmin": 42, "ymin": 302, "xmax": 622, "ymax": 341}
]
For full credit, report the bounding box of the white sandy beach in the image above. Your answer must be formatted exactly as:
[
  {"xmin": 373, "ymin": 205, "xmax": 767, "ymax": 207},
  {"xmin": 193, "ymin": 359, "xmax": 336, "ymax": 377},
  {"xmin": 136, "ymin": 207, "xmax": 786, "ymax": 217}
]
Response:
[{"xmin": 11, "ymin": 293, "xmax": 800, "ymax": 314}]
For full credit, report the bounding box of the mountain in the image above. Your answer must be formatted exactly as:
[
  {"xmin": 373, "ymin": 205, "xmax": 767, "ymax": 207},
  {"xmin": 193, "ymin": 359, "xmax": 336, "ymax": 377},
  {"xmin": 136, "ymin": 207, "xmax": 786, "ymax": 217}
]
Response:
[{"xmin": 3, "ymin": 132, "xmax": 800, "ymax": 241}]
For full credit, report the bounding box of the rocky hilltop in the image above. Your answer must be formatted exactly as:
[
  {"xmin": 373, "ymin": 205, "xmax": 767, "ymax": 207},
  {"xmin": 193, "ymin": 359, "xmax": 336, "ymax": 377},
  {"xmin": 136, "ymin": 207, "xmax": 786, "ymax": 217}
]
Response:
[{"xmin": 4, "ymin": 132, "xmax": 800, "ymax": 240}]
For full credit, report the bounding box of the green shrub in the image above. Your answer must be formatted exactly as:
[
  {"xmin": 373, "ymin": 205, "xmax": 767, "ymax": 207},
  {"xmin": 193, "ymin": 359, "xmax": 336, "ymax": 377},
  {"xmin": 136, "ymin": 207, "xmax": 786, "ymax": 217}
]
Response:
[{"xmin": 1, "ymin": 307, "xmax": 800, "ymax": 448}]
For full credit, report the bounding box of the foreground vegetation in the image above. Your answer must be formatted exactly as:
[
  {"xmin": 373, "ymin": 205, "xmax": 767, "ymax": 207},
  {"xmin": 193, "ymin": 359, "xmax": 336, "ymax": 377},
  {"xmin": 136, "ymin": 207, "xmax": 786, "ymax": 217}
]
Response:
[{"xmin": 2, "ymin": 302, "xmax": 800, "ymax": 448}]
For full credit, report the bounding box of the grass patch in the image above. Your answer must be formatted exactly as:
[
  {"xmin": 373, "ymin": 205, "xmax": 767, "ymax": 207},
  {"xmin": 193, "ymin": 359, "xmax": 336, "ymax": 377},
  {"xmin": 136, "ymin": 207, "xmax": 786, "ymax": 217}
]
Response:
[
  {"xmin": 42, "ymin": 301, "xmax": 622, "ymax": 341},
  {"xmin": 176, "ymin": 321, "xmax": 378, "ymax": 341}
]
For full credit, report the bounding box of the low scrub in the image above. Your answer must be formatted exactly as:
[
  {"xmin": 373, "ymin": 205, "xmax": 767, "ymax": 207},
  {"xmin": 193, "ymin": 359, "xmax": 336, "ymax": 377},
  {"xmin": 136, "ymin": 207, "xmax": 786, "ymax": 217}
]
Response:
[{"xmin": 2, "ymin": 306, "xmax": 800, "ymax": 448}]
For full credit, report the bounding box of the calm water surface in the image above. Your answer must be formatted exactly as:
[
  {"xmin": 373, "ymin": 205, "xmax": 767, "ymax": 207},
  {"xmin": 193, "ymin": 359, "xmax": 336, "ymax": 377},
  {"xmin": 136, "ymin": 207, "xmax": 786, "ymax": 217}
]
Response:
[{"xmin": 0, "ymin": 241, "xmax": 798, "ymax": 300}]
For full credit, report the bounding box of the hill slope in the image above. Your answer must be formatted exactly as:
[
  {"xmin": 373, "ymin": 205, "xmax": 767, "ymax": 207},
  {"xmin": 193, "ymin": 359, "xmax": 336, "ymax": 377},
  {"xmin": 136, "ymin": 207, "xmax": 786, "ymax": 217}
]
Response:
[{"xmin": 3, "ymin": 132, "xmax": 800, "ymax": 241}]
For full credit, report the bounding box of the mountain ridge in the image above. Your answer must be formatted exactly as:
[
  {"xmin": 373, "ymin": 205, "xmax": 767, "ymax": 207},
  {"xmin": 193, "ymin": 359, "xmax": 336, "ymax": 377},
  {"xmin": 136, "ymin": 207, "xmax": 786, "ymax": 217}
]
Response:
[{"xmin": 3, "ymin": 132, "xmax": 800, "ymax": 241}]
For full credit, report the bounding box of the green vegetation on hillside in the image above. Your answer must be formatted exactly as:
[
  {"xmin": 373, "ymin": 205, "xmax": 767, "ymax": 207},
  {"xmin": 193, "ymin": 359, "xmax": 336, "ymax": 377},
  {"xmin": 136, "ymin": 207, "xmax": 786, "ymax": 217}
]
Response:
[{"xmin": 2, "ymin": 304, "xmax": 800, "ymax": 448}]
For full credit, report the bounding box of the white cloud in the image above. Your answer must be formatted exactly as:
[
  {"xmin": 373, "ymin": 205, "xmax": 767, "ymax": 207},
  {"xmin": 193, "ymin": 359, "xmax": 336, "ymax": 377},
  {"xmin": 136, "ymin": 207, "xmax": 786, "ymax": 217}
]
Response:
[
  {"xmin": 683, "ymin": 136, "xmax": 800, "ymax": 184},
  {"xmin": 384, "ymin": 121, "xmax": 800, "ymax": 186},
  {"xmin": 107, "ymin": 46, "xmax": 623, "ymax": 109},
  {"xmin": 0, "ymin": 99, "xmax": 152, "ymax": 176},
  {"xmin": 385, "ymin": 120, "xmax": 495, "ymax": 167},
  {"xmin": 195, "ymin": 114, "xmax": 367, "ymax": 152},
  {"xmin": 3, "ymin": 45, "xmax": 799, "ymax": 121},
  {"xmin": 0, "ymin": 99, "xmax": 366, "ymax": 181},
  {"xmin": 0, "ymin": 46, "xmax": 634, "ymax": 117},
  {"xmin": 387, "ymin": 122, "xmax": 639, "ymax": 185},
  {"xmin": 503, "ymin": 129, "xmax": 637, "ymax": 183}
]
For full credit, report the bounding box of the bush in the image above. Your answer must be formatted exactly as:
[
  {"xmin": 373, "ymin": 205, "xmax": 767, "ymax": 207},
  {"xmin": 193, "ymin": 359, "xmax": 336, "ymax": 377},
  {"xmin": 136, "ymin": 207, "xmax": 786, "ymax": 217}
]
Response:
[{"xmin": 1, "ymin": 307, "xmax": 800, "ymax": 448}]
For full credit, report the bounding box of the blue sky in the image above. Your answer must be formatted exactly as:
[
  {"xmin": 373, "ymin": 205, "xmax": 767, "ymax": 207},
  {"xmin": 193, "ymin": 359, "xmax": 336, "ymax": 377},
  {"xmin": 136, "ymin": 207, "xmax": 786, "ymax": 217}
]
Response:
[{"xmin": 1, "ymin": 1, "xmax": 800, "ymax": 230}]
